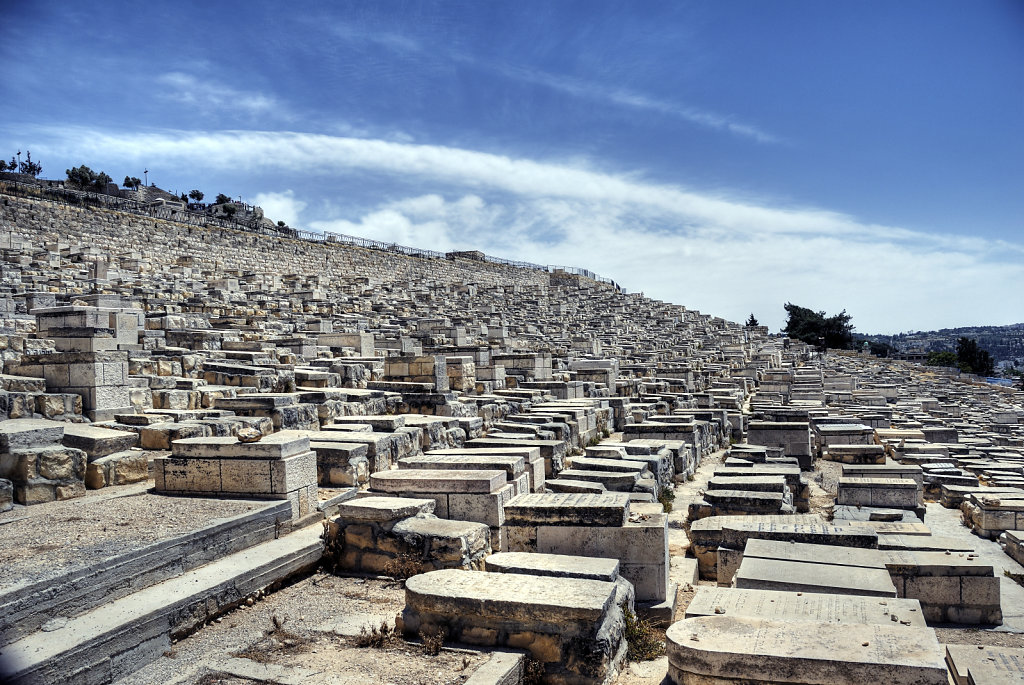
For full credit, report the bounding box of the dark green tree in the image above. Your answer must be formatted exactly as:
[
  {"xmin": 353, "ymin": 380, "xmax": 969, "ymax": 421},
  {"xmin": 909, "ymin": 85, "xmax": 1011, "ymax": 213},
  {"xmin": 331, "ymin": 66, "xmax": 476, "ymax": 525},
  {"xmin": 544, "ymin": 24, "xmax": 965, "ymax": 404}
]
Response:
[
  {"xmin": 93, "ymin": 171, "xmax": 112, "ymax": 190},
  {"xmin": 783, "ymin": 303, "xmax": 854, "ymax": 350},
  {"xmin": 745, "ymin": 313, "xmax": 759, "ymax": 327},
  {"xmin": 188, "ymin": 189, "xmax": 204, "ymax": 202},
  {"xmin": 215, "ymin": 193, "xmax": 232, "ymax": 205},
  {"xmin": 19, "ymin": 150, "xmax": 41, "ymax": 176},
  {"xmin": 956, "ymin": 337, "xmax": 995, "ymax": 376},
  {"xmin": 66, "ymin": 165, "xmax": 97, "ymax": 188},
  {"xmin": 925, "ymin": 351, "xmax": 958, "ymax": 367}
]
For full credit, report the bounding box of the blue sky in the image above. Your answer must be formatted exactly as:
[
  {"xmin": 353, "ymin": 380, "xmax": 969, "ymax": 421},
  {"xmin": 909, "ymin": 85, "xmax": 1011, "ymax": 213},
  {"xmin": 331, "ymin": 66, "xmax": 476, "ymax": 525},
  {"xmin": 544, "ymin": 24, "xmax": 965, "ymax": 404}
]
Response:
[{"xmin": 2, "ymin": 1, "xmax": 1022, "ymax": 334}]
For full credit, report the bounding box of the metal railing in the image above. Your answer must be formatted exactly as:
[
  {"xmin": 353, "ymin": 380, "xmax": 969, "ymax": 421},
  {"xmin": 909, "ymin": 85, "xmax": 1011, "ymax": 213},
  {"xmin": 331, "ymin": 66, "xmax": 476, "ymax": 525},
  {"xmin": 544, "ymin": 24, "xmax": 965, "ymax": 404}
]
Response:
[{"xmin": 1, "ymin": 178, "xmax": 624, "ymax": 290}]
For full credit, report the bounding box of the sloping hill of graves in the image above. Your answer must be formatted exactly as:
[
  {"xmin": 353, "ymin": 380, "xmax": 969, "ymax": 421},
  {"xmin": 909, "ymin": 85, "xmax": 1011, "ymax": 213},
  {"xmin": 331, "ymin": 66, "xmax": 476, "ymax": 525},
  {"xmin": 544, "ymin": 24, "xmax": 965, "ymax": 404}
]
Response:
[{"xmin": 1, "ymin": 180, "xmax": 1024, "ymax": 685}]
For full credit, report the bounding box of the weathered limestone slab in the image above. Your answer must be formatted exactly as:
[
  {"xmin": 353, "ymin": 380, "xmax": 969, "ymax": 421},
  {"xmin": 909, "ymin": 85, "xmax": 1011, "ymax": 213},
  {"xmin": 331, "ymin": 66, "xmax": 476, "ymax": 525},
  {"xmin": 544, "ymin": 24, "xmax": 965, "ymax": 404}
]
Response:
[
  {"xmin": 0, "ymin": 419, "xmax": 65, "ymax": 452},
  {"xmin": 170, "ymin": 433, "xmax": 310, "ymax": 460},
  {"xmin": 335, "ymin": 507, "xmax": 490, "ymax": 575},
  {"xmin": 555, "ymin": 468, "xmax": 639, "ymax": 492},
  {"xmin": 837, "ymin": 477, "xmax": 919, "ymax": 508},
  {"xmin": 963, "ymin": 494, "xmax": 1024, "ymax": 539},
  {"xmin": 401, "ymin": 569, "xmax": 627, "ymax": 685},
  {"xmin": 61, "ymin": 424, "xmax": 139, "ymax": 459},
  {"xmin": 882, "ymin": 549, "xmax": 1001, "ymax": 624},
  {"xmin": 335, "ymin": 496, "xmax": 436, "ymax": 522},
  {"xmin": 503, "ymin": 492, "xmax": 629, "ymax": 527},
  {"xmin": 310, "ymin": 440, "xmax": 369, "ymax": 486},
  {"xmin": 844, "ymin": 462, "xmax": 923, "ymax": 486},
  {"xmin": 153, "ymin": 433, "xmax": 318, "ymax": 520},
  {"xmin": 465, "ymin": 437, "xmax": 566, "ymax": 477},
  {"xmin": 370, "ymin": 468, "xmax": 507, "ymax": 494},
  {"xmin": 733, "ymin": 557, "xmax": 898, "ymax": 597},
  {"xmin": 1002, "ymin": 529, "xmax": 1024, "ymax": 566},
  {"xmin": 84, "ymin": 450, "xmax": 149, "ymax": 489},
  {"xmin": 684, "ymin": 586, "xmax": 926, "ymax": 627},
  {"xmin": 946, "ymin": 644, "xmax": 1024, "ymax": 685},
  {"xmin": 536, "ymin": 514, "xmax": 670, "ymax": 603},
  {"xmin": 428, "ymin": 446, "xmax": 545, "ymax": 492},
  {"xmin": 666, "ymin": 616, "xmax": 947, "ymax": 685},
  {"xmin": 0, "ymin": 478, "xmax": 12, "ymax": 513},
  {"xmin": 0, "ymin": 437, "xmax": 87, "ymax": 505},
  {"xmin": 824, "ymin": 444, "xmax": 886, "ymax": 464},
  {"xmin": 486, "ymin": 551, "xmax": 620, "ymax": 582},
  {"xmin": 544, "ymin": 478, "xmax": 606, "ymax": 493},
  {"xmin": 746, "ymin": 421, "xmax": 812, "ymax": 469},
  {"xmin": 742, "ymin": 538, "xmax": 886, "ymax": 570},
  {"xmin": 713, "ymin": 465, "xmax": 809, "ymax": 512},
  {"xmin": 398, "ymin": 453, "xmax": 525, "ymax": 481},
  {"xmin": 688, "ymin": 515, "xmax": 877, "ymax": 580}
]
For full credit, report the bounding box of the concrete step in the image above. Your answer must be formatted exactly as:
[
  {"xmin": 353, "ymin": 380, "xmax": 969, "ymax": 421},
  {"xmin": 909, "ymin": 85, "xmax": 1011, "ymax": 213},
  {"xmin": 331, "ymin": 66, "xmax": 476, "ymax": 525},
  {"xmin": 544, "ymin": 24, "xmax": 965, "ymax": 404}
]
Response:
[
  {"xmin": 0, "ymin": 499, "xmax": 292, "ymax": 648},
  {"xmin": 1, "ymin": 524, "xmax": 324, "ymax": 685}
]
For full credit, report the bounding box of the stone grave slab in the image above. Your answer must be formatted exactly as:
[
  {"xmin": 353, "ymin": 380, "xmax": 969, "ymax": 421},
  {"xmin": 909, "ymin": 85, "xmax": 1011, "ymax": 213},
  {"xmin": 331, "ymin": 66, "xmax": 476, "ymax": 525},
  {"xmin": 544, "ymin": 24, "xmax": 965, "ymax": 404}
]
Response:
[
  {"xmin": 400, "ymin": 569, "xmax": 626, "ymax": 685},
  {"xmin": 666, "ymin": 615, "xmax": 947, "ymax": 685},
  {"xmin": 946, "ymin": 644, "xmax": 1024, "ymax": 685},
  {"xmin": 733, "ymin": 557, "xmax": 898, "ymax": 597},
  {"xmin": 684, "ymin": 586, "xmax": 926, "ymax": 627}
]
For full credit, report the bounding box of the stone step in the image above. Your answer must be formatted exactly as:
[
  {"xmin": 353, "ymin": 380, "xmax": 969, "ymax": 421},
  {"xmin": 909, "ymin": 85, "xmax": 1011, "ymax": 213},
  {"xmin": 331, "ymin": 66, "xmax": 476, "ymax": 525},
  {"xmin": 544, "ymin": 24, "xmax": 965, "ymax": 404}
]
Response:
[{"xmin": 0, "ymin": 523, "xmax": 323, "ymax": 685}]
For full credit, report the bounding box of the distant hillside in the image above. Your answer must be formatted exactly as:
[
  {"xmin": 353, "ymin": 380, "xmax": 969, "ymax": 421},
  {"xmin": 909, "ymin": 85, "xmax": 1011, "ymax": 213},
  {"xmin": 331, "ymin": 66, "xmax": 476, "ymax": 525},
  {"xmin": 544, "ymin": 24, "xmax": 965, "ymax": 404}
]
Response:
[{"xmin": 861, "ymin": 323, "xmax": 1024, "ymax": 369}]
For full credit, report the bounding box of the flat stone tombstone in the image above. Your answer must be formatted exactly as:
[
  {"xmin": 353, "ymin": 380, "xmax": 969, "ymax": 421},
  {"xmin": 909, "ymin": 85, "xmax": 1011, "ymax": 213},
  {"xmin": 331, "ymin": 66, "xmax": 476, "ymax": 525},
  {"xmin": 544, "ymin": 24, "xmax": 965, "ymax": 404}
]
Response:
[
  {"xmin": 503, "ymin": 492, "xmax": 630, "ymax": 526},
  {"xmin": 485, "ymin": 551, "xmax": 620, "ymax": 582},
  {"xmin": 733, "ymin": 557, "xmax": 898, "ymax": 597},
  {"xmin": 946, "ymin": 644, "xmax": 1024, "ymax": 685},
  {"xmin": 0, "ymin": 419, "xmax": 65, "ymax": 451},
  {"xmin": 666, "ymin": 615, "xmax": 948, "ymax": 685},
  {"xmin": 684, "ymin": 586, "xmax": 926, "ymax": 627},
  {"xmin": 370, "ymin": 469, "xmax": 507, "ymax": 494},
  {"xmin": 404, "ymin": 568, "xmax": 612, "ymax": 622},
  {"xmin": 401, "ymin": 568, "xmax": 626, "ymax": 683},
  {"xmin": 334, "ymin": 496, "xmax": 435, "ymax": 522},
  {"xmin": 397, "ymin": 453, "xmax": 525, "ymax": 478},
  {"xmin": 171, "ymin": 434, "xmax": 310, "ymax": 460},
  {"xmin": 742, "ymin": 539, "xmax": 886, "ymax": 570}
]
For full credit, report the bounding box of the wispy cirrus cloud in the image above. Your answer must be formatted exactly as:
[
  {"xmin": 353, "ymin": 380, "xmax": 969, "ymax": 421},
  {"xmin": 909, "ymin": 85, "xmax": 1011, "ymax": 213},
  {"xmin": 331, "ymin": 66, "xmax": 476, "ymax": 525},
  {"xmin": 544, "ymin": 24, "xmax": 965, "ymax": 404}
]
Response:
[
  {"xmin": 24, "ymin": 125, "xmax": 1024, "ymax": 332},
  {"xmin": 155, "ymin": 72, "xmax": 286, "ymax": 120},
  {"xmin": 493, "ymin": 65, "xmax": 781, "ymax": 144},
  {"xmin": 310, "ymin": 20, "xmax": 778, "ymax": 144}
]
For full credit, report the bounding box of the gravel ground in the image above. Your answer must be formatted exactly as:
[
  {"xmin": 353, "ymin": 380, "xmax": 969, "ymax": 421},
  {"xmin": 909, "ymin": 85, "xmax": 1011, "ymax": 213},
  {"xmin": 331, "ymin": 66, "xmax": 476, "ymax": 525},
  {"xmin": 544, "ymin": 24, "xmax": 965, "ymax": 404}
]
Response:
[
  {"xmin": 118, "ymin": 571, "xmax": 486, "ymax": 685},
  {"xmin": 0, "ymin": 480, "xmax": 274, "ymax": 592}
]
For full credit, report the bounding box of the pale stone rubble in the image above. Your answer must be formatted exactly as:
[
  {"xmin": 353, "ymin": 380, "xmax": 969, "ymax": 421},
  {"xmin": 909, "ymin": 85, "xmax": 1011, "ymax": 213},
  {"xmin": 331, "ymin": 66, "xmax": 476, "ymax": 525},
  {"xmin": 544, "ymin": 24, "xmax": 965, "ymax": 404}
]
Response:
[{"xmin": 0, "ymin": 187, "xmax": 1023, "ymax": 683}]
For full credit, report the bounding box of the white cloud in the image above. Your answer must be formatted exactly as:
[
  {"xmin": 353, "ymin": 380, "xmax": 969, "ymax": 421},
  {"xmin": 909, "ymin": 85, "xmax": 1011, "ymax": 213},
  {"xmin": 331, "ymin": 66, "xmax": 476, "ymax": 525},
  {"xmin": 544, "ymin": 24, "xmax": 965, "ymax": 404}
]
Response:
[
  {"xmin": 251, "ymin": 189, "xmax": 306, "ymax": 227},
  {"xmin": 499, "ymin": 66, "xmax": 781, "ymax": 144},
  {"xmin": 156, "ymin": 72, "xmax": 283, "ymax": 119},
  {"xmin": 27, "ymin": 126, "xmax": 1024, "ymax": 333}
]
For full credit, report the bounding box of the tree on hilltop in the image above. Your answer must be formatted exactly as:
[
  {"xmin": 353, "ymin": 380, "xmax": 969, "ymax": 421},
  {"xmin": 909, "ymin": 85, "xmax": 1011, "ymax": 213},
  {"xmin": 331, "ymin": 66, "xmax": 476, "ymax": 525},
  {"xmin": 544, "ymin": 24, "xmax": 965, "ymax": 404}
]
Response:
[
  {"xmin": 188, "ymin": 189, "xmax": 204, "ymax": 202},
  {"xmin": 215, "ymin": 193, "xmax": 232, "ymax": 205},
  {"xmin": 782, "ymin": 302, "xmax": 854, "ymax": 350},
  {"xmin": 66, "ymin": 165, "xmax": 113, "ymax": 190},
  {"xmin": 19, "ymin": 151, "xmax": 42, "ymax": 177},
  {"xmin": 745, "ymin": 313, "xmax": 759, "ymax": 327}
]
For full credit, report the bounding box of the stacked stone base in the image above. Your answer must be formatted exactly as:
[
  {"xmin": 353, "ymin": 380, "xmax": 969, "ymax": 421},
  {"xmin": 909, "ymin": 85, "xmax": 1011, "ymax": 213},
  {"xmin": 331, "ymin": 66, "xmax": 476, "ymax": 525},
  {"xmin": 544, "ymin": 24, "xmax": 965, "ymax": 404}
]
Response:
[
  {"xmin": 400, "ymin": 568, "xmax": 628, "ymax": 685},
  {"xmin": 153, "ymin": 434, "xmax": 318, "ymax": 520},
  {"xmin": 0, "ymin": 419, "xmax": 86, "ymax": 504},
  {"xmin": 329, "ymin": 496, "xmax": 490, "ymax": 574}
]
